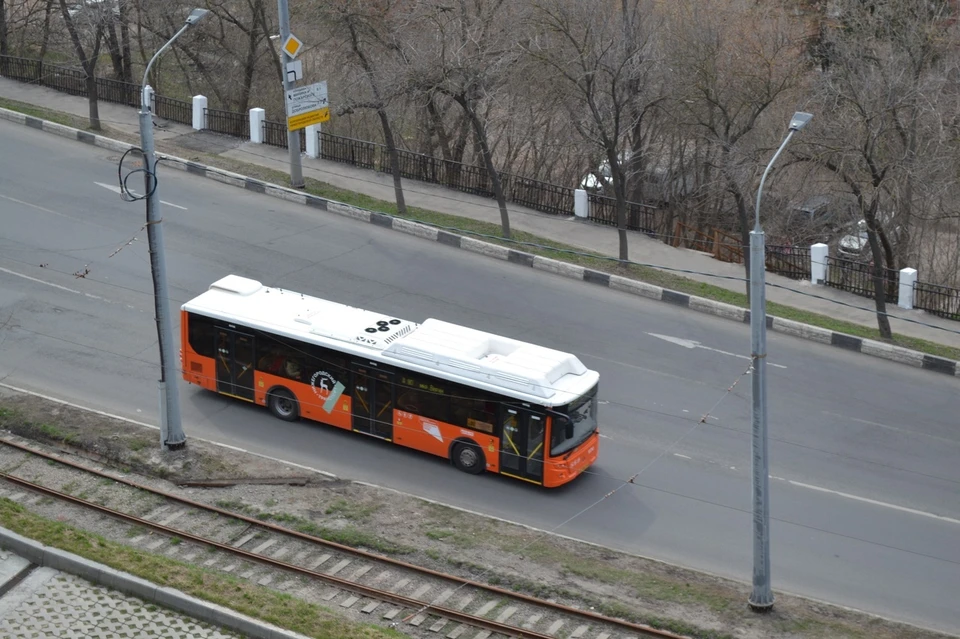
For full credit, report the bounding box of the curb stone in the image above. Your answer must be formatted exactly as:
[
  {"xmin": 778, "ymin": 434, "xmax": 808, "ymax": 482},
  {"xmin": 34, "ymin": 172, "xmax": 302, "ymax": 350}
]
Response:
[
  {"xmin": 0, "ymin": 527, "xmax": 312, "ymax": 639},
  {"xmin": 3, "ymin": 106, "xmax": 958, "ymax": 378}
]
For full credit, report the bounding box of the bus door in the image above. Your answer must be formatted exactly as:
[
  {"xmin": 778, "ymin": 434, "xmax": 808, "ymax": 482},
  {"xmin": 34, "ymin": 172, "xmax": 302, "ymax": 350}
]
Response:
[
  {"xmin": 215, "ymin": 328, "xmax": 255, "ymax": 401},
  {"xmin": 350, "ymin": 363, "xmax": 394, "ymax": 440},
  {"xmin": 499, "ymin": 408, "xmax": 545, "ymax": 484}
]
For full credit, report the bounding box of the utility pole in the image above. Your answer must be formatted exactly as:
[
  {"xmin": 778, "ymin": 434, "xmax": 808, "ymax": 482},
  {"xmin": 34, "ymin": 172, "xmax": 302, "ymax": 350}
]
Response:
[
  {"xmin": 138, "ymin": 8, "xmax": 209, "ymax": 451},
  {"xmin": 749, "ymin": 111, "xmax": 812, "ymax": 611},
  {"xmin": 277, "ymin": 0, "xmax": 305, "ymax": 188}
]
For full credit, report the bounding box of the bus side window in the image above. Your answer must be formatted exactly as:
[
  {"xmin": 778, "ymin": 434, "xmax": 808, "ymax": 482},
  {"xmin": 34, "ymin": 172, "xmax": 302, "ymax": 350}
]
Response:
[
  {"xmin": 399, "ymin": 374, "xmax": 450, "ymax": 423},
  {"xmin": 450, "ymin": 387, "xmax": 496, "ymax": 433},
  {"xmin": 187, "ymin": 313, "xmax": 217, "ymax": 357}
]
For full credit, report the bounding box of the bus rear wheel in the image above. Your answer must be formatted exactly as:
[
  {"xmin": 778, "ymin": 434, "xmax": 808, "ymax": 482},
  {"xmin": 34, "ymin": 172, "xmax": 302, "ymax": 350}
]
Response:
[
  {"xmin": 268, "ymin": 389, "xmax": 300, "ymax": 422},
  {"xmin": 452, "ymin": 442, "xmax": 485, "ymax": 475}
]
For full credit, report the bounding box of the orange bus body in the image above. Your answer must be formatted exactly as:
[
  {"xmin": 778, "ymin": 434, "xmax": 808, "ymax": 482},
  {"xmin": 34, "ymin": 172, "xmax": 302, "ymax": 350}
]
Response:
[{"xmin": 179, "ymin": 277, "xmax": 600, "ymax": 488}]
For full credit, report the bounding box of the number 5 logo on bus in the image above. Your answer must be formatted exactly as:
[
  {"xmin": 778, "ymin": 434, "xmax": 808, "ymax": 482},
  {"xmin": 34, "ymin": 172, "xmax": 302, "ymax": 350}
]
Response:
[{"xmin": 310, "ymin": 370, "xmax": 345, "ymax": 414}]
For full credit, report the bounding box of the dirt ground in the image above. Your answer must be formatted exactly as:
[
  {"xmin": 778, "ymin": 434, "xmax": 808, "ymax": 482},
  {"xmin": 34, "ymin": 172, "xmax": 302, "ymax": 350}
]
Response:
[{"xmin": 0, "ymin": 387, "xmax": 952, "ymax": 639}]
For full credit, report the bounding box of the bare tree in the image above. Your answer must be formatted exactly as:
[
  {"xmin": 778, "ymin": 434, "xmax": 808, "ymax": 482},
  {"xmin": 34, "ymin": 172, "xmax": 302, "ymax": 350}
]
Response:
[
  {"xmin": 803, "ymin": 0, "xmax": 960, "ymax": 338},
  {"xmin": 401, "ymin": 0, "xmax": 525, "ymax": 239},
  {"xmin": 664, "ymin": 0, "xmax": 809, "ymax": 295},
  {"xmin": 103, "ymin": 0, "xmax": 133, "ymax": 82},
  {"xmin": 58, "ymin": 0, "xmax": 105, "ymax": 130},
  {"xmin": 320, "ymin": 0, "xmax": 409, "ymax": 216},
  {"xmin": 525, "ymin": 0, "xmax": 664, "ymax": 261}
]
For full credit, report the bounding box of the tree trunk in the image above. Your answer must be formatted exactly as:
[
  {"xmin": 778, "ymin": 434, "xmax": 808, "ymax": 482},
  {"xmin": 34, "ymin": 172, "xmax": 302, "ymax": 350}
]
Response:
[
  {"xmin": 86, "ymin": 71, "xmax": 101, "ymax": 130},
  {"xmin": 379, "ymin": 110, "xmax": 407, "ymax": 216},
  {"xmin": 237, "ymin": 26, "xmax": 258, "ymax": 113},
  {"xmin": 606, "ymin": 145, "xmax": 629, "ymax": 262},
  {"xmin": 119, "ymin": 1, "xmax": 133, "ymax": 82},
  {"xmin": 457, "ymin": 95, "xmax": 511, "ymax": 239},
  {"xmin": 731, "ymin": 185, "xmax": 752, "ymax": 299},
  {"xmin": 866, "ymin": 228, "xmax": 893, "ymax": 339},
  {"xmin": 0, "ymin": 0, "xmax": 8, "ymax": 64},
  {"xmin": 59, "ymin": 0, "xmax": 104, "ymax": 131},
  {"xmin": 39, "ymin": 0, "xmax": 54, "ymax": 60},
  {"xmin": 106, "ymin": 19, "xmax": 124, "ymax": 80}
]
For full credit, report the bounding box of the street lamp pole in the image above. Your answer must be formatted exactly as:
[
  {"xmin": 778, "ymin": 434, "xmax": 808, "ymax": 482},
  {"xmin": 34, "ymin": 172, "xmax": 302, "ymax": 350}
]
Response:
[
  {"xmin": 749, "ymin": 111, "xmax": 812, "ymax": 611},
  {"xmin": 139, "ymin": 7, "xmax": 209, "ymax": 451}
]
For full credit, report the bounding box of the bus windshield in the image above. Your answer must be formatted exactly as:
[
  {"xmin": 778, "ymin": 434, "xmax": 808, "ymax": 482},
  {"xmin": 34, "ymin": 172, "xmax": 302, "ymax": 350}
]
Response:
[{"xmin": 550, "ymin": 385, "xmax": 598, "ymax": 456}]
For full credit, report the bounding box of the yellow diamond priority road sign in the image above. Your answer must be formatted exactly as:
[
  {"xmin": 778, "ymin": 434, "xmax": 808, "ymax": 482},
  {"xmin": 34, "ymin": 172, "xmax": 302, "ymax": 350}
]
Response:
[{"xmin": 281, "ymin": 33, "xmax": 303, "ymax": 59}]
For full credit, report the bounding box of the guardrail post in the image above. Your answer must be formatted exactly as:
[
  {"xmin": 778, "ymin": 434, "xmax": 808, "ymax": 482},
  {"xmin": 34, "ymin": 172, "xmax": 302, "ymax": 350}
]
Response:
[
  {"xmin": 810, "ymin": 243, "xmax": 828, "ymax": 284},
  {"xmin": 574, "ymin": 188, "xmax": 588, "ymax": 218},
  {"xmin": 191, "ymin": 95, "xmax": 207, "ymax": 130},
  {"xmin": 898, "ymin": 267, "xmax": 917, "ymax": 310},
  {"xmin": 305, "ymin": 124, "xmax": 320, "ymax": 158},
  {"xmin": 249, "ymin": 108, "xmax": 265, "ymax": 143}
]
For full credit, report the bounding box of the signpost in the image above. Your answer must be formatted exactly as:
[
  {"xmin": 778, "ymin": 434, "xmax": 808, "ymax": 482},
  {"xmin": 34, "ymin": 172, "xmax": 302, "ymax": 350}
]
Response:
[{"xmin": 285, "ymin": 80, "xmax": 330, "ymax": 131}]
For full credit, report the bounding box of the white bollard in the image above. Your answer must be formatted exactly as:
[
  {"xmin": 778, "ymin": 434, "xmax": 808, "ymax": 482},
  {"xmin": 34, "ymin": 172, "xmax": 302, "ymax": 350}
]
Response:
[
  {"xmin": 574, "ymin": 188, "xmax": 588, "ymax": 218},
  {"xmin": 898, "ymin": 267, "xmax": 917, "ymax": 310},
  {"xmin": 305, "ymin": 124, "xmax": 320, "ymax": 158},
  {"xmin": 191, "ymin": 95, "xmax": 207, "ymax": 130},
  {"xmin": 249, "ymin": 108, "xmax": 265, "ymax": 144},
  {"xmin": 810, "ymin": 243, "xmax": 829, "ymax": 284}
]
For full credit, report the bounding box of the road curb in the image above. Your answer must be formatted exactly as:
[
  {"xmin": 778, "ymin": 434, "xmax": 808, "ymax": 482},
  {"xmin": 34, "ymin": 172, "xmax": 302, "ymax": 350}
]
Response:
[
  {"xmin": 0, "ymin": 526, "xmax": 312, "ymax": 639},
  {"xmin": 3, "ymin": 106, "xmax": 958, "ymax": 377}
]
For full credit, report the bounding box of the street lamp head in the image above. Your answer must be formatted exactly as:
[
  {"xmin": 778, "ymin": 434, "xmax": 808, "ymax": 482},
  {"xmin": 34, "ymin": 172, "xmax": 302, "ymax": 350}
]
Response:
[
  {"xmin": 789, "ymin": 111, "xmax": 813, "ymax": 132},
  {"xmin": 185, "ymin": 8, "xmax": 209, "ymax": 26}
]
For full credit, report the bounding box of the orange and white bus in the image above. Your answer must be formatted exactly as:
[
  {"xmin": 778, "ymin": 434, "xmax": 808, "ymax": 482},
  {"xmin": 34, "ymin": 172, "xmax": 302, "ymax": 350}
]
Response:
[{"xmin": 180, "ymin": 275, "xmax": 599, "ymax": 487}]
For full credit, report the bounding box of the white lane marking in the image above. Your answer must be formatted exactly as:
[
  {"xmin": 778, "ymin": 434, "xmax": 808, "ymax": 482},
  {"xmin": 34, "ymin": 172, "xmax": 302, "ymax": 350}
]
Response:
[
  {"xmin": 0, "ymin": 266, "xmax": 105, "ymax": 301},
  {"xmin": 95, "ymin": 182, "xmax": 188, "ymax": 210},
  {"xmin": 665, "ymin": 459, "xmax": 956, "ymax": 524},
  {"xmin": 0, "ymin": 193, "xmax": 59, "ymax": 214},
  {"xmin": 647, "ymin": 332, "xmax": 787, "ymax": 369},
  {"xmin": 788, "ymin": 479, "xmax": 960, "ymax": 526},
  {"xmin": 822, "ymin": 411, "xmax": 960, "ymax": 448}
]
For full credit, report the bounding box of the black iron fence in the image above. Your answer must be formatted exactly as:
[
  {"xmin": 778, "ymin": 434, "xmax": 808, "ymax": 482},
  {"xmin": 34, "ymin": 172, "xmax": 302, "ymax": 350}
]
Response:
[
  {"xmin": 205, "ymin": 107, "xmax": 249, "ymax": 138},
  {"xmin": 154, "ymin": 95, "xmax": 192, "ymax": 125},
  {"xmin": 321, "ymin": 131, "xmax": 379, "ymax": 170},
  {"xmin": 0, "ymin": 55, "xmax": 43, "ymax": 82},
  {"xmin": 825, "ymin": 257, "xmax": 899, "ymax": 304},
  {"xmin": 98, "ymin": 77, "xmax": 140, "ymax": 108},
  {"xmin": 43, "ymin": 65, "xmax": 87, "ymax": 96},
  {"xmin": 766, "ymin": 245, "xmax": 811, "ymax": 281},
  {"xmin": 587, "ymin": 193, "xmax": 657, "ymax": 233},
  {"xmin": 913, "ymin": 280, "xmax": 960, "ymax": 321},
  {"xmin": 262, "ymin": 121, "xmax": 308, "ymax": 151},
  {"xmin": 512, "ymin": 176, "xmax": 573, "ymax": 217}
]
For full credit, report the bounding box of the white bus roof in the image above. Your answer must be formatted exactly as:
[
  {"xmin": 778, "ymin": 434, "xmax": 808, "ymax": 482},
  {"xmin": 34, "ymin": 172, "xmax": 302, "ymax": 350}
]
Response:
[{"xmin": 181, "ymin": 275, "xmax": 598, "ymax": 406}]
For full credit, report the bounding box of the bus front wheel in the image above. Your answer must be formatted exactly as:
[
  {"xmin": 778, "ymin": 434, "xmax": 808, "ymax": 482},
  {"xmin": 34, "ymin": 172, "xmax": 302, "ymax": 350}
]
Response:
[
  {"xmin": 268, "ymin": 389, "xmax": 300, "ymax": 422},
  {"xmin": 452, "ymin": 442, "xmax": 485, "ymax": 475}
]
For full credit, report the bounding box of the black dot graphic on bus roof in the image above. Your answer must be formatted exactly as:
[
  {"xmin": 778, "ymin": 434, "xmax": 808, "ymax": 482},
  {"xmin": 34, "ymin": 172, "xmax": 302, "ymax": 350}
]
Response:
[
  {"xmin": 378, "ymin": 326, "xmax": 390, "ymax": 332},
  {"xmin": 389, "ymin": 319, "xmax": 401, "ymax": 325},
  {"xmin": 365, "ymin": 327, "xmax": 378, "ymax": 333},
  {"xmin": 376, "ymin": 321, "xmax": 388, "ymax": 327}
]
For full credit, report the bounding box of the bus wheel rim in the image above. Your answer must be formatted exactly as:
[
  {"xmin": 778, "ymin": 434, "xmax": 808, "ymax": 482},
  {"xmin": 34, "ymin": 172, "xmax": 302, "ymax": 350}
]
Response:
[
  {"xmin": 459, "ymin": 446, "xmax": 477, "ymax": 467},
  {"xmin": 277, "ymin": 397, "xmax": 293, "ymax": 415}
]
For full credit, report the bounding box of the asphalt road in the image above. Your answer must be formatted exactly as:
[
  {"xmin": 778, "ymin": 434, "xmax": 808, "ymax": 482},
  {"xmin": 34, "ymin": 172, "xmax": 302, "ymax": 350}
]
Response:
[{"xmin": 1, "ymin": 120, "xmax": 958, "ymax": 634}]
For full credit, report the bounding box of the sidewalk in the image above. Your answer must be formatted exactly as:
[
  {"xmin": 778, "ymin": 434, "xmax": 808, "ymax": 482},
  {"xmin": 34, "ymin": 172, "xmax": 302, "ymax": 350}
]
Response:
[
  {"xmin": 2, "ymin": 76, "xmax": 959, "ymax": 350},
  {"xmin": 0, "ymin": 548, "xmax": 240, "ymax": 639}
]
